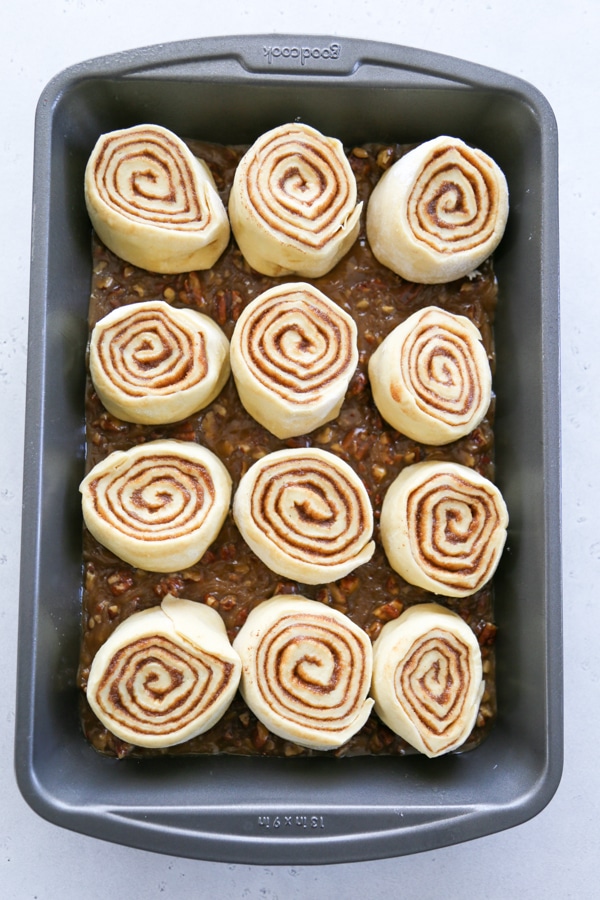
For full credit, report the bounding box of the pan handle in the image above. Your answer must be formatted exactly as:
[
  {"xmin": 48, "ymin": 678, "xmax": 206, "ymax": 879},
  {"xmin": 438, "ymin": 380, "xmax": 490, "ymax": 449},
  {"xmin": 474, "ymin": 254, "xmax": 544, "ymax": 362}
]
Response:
[
  {"xmin": 74, "ymin": 33, "xmax": 515, "ymax": 90},
  {"xmin": 103, "ymin": 802, "xmax": 483, "ymax": 865},
  {"xmin": 226, "ymin": 34, "xmax": 485, "ymax": 85}
]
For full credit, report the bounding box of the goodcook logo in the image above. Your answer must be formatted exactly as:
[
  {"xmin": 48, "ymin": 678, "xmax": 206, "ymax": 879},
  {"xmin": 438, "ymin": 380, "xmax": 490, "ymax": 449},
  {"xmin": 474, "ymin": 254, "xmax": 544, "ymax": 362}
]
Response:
[{"xmin": 263, "ymin": 42, "xmax": 342, "ymax": 66}]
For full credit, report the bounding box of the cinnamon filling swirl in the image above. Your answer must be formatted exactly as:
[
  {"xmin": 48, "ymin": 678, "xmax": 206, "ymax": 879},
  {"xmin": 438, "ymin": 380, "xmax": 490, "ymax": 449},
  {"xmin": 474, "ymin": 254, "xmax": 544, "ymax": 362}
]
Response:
[
  {"xmin": 91, "ymin": 127, "xmax": 206, "ymax": 227},
  {"xmin": 380, "ymin": 461, "xmax": 508, "ymax": 597},
  {"xmin": 233, "ymin": 596, "xmax": 373, "ymax": 750},
  {"xmin": 372, "ymin": 603, "xmax": 484, "ymax": 757},
  {"xmin": 86, "ymin": 595, "xmax": 241, "ymax": 748},
  {"xmin": 228, "ymin": 123, "xmax": 362, "ymax": 277},
  {"xmin": 89, "ymin": 301, "xmax": 230, "ymax": 424},
  {"xmin": 85, "ymin": 124, "xmax": 230, "ymax": 273},
  {"xmin": 409, "ymin": 147, "xmax": 497, "ymax": 252},
  {"xmin": 368, "ymin": 306, "xmax": 491, "ymax": 444},
  {"xmin": 233, "ymin": 448, "xmax": 375, "ymax": 584},
  {"xmin": 80, "ymin": 440, "xmax": 232, "ymax": 572},
  {"xmin": 366, "ymin": 135, "xmax": 508, "ymax": 283},
  {"xmin": 230, "ymin": 283, "xmax": 358, "ymax": 438}
]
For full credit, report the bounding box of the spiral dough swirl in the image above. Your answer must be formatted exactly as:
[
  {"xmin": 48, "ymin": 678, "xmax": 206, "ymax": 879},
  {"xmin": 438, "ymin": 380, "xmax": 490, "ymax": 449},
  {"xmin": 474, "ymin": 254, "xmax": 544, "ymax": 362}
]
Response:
[
  {"xmin": 380, "ymin": 461, "xmax": 508, "ymax": 597},
  {"xmin": 233, "ymin": 596, "xmax": 374, "ymax": 750},
  {"xmin": 86, "ymin": 596, "xmax": 241, "ymax": 748},
  {"xmin": 366, "ymin": 136, "xmax": 509, "ymax": 283},
  {"xmin": 408, "ymin": 145, "xmax": 501, "ymax": 252},
  {"xmin": 80, "ymin": 440, "xmax": 232, "ymax": 572},
  {"xmin": 368, "ymin": 306, "xmax": 491, "ymax": 444},
  {"xmin": 371, "ymin": 603, "xmax": 484, "ymax": 757},
  {"xmin": 228, "ymin": 123, "xmax": 362, "ymax": 277},
  {"xmin": 85, "ymin": 124, "xmax": 230, "ymax": 273},
  {"xmin": 230, "ymin": 283, "xmax": 358, "ymax": 437},
  {"xmin": 89, "ymin": 300, "xmax": 230, "ymax": 424},
  {"xmin": 233, "ymin": 448, "xmax": 375, "ymax": 584},
  {"xmin": 91, "ymin": 127, "xmax": 206, "ymax": 227}
]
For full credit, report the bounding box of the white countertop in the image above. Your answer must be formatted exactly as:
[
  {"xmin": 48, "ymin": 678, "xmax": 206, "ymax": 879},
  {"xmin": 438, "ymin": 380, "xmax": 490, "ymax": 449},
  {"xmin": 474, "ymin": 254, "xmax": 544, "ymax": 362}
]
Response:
[{"xmin": 1, "ymin": 1, "xmax": 597, "ymax": 896}]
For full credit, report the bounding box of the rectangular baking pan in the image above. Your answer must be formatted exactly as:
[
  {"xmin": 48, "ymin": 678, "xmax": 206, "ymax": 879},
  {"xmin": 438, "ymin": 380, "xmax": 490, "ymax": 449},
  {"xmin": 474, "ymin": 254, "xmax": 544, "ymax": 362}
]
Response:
[{"xmin": 16, "ymin": 34, "xmax": 562, "ymax": 864}]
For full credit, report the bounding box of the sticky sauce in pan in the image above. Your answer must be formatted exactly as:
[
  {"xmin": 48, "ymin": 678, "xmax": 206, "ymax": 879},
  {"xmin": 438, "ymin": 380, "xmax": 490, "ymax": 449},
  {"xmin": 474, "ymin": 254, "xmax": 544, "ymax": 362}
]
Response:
[{"xmin": 78, "ymin": 141, "xmax": 498, "ymax": 759}]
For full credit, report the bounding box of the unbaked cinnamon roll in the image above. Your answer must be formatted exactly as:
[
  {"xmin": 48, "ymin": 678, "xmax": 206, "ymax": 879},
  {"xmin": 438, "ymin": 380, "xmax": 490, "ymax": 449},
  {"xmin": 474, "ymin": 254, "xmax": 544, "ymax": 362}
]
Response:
[
  {"xmin": 368, "ymin": 306, "xmax": 491, "ymax": 444},
  {"xmin": 86, "ymin": 594, "xmax": 241, "ymax": 748},
  {"xmin": 233, "ymin": 595, "xmax": 373, "ymax": 750},
  {"xmin": 371, "ymin": 602, "xmax": 484, "ymax": 757},
  {"xmin": 233, "ymin": 448, "xmax": 375, "ymax": 584},
  {"xmin": 380, "ymin": 461, "xmax": 508, "ymax": 597},
  {"xmin": 85, "ymin": 124, "xmax": 230, "ymax": 273},
  {"xmin": 230, "ymin": 282, "xmax": 358, "ymax": 438},
  {"xmin": 89, "ymin": 300, "xmax": 230, "ymax": 424},
  {"xmin": 80, "ymin": 439, "xmax": 232, "ymax": 572},
  {"xmin": 228, "ymin": 123, "xmax": 362, "ymax": 277},
  {"xmin": 366, "ymin": 136, "xmax": 509, "ymax": 283}
]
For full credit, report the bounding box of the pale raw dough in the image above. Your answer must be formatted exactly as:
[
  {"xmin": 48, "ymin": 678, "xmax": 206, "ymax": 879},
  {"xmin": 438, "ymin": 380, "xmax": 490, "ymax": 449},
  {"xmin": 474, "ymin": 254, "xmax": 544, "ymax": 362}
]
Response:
[
  {"xmin": 233, "ymin": 447, "xmax": 375, "ymax": 584},
  {"xmin": 86, "ymin": 594, "xmax": 241, "ymax": 748},
  {"xmin": 230, "ymin": 282, "xmax": 358, "ymax": 438},
  {"xmin": 89, "ymin": 300, "xmax": 230, "ymax": 424},
  {"xmin": 80, "ymin": 439, "xmax": 232, "ymax": 572},
  {"xmin": 85, "ymin": 123, "xmax": 230, "ymax": 273},
  {"xmin": 368, "ymin": 306, "xmax": 492, "ymax": 444},
  {"xmin": 366, "ymin": 136, "xmax": 509, "ymax": 283},
  {"xmin": 380, "ymin": 460, "xmax": 508, "ymax": 597},
  {"xmin": 233, "ymin": 595, "xmax": 374, "ymax": 750},
  {"xmin": 371, "ymin": 602, "xmax": 484, "ymax": 757},
  {"xmin": 228, "ymin": 122, "xmax": 361, "ymax": 277}
]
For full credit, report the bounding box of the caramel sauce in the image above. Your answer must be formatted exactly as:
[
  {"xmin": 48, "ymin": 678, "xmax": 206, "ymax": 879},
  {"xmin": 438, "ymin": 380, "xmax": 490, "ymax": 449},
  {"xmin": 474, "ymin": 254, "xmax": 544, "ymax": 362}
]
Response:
[{"xmin": 79, "ymin": 140, "xmax": 498, "ymax": 759}]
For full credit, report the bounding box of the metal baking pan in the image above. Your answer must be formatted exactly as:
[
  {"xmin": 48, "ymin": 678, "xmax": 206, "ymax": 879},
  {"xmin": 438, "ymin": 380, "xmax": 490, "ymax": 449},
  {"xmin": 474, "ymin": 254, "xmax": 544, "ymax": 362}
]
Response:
[{"xmin": 16, "ymin": 34, "xmax": 562, "ymax": 864}]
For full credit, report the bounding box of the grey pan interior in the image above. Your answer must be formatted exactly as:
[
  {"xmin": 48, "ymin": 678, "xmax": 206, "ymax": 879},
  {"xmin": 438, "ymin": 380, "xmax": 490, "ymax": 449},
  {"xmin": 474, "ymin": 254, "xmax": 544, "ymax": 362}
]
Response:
[{"xmin": 16, "ymin": 34, "xmax": 562, "ymax": 864}]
